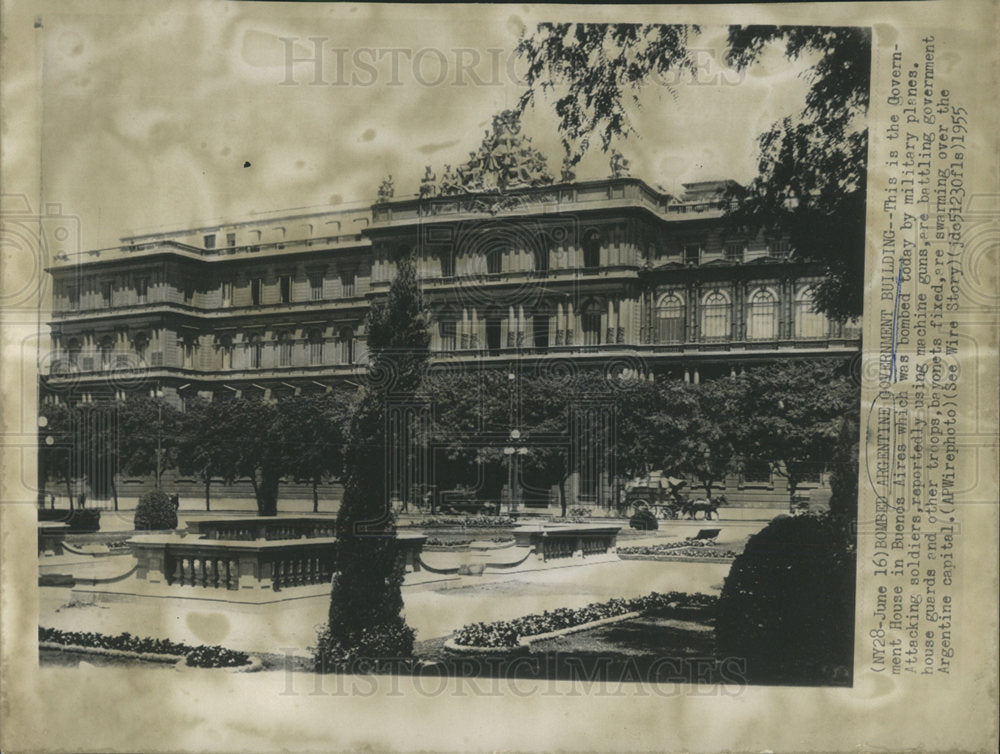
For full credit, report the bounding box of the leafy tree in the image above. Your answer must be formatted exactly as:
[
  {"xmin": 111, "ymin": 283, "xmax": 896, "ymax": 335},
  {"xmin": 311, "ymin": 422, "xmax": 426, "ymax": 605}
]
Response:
[
  {"xmin": 741, "ymin": 361, "xmax": 859, "ymax": 507},
  {"xmin": 211, "ymin": 398, "xmax": 284, "ymax": 516},
  {"xmin": 422, "ymin": 369, "xmax": 510, "ymax": 511},
  {"xmin": 39, "ymin": 402, "xmax": 75, "ymax": 503},
  {"xmin": 661, "ymin": 378, "xmax": 748, "ymax": 499},
  {"xmin": 117, "ymin": 397, "xmax": 182, "ymax": 486},
  {"xmin": 517, "ymin": 23, "xmax": 869, "ymax": 320},
  {"xmin": 275, "ymin": 392, "xmax": 351, "ymax": 513},
  {"xmin": 176, "ymin": 397, "xmax": 236, "ymax": 510},
  {"xmin": 320, "ymin": 250, "xmax": 430, "ymax": 667}
]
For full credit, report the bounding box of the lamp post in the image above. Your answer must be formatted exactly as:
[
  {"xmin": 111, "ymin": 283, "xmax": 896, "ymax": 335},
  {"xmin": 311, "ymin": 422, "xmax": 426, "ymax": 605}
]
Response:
[{"xmin": 153, "ymin": 382, "xmax": 164, "ymax": 489}]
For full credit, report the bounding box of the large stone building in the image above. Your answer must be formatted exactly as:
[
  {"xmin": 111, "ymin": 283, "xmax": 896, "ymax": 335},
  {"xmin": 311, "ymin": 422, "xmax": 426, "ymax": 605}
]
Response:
[{"xmin": 42, "ymin": 176, "xmax": 860, "ymax": 511}]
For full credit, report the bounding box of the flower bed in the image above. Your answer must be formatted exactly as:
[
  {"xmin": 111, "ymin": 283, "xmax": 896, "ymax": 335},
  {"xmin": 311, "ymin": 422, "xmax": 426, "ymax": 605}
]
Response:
[
  {"xmin": 407, "ymin": 516, "xmax": 517, "ymax": 529},
  {"xmin": 617, "ymin": 539, "xmax": 740, "ymax": 559},
  {"xmin": 450, "ymin": 591, "xmax": 717, "ymax": 649},
  {"xmin": 39, "ymin": 627, "xmax": 251, "ymax": 669}
]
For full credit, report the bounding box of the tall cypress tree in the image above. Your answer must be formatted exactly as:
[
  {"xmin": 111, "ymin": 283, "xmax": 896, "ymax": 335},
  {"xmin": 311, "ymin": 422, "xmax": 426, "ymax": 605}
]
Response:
[{"xmin": 318, "ymin": 249, "xmax": 430, "ymax": 668}]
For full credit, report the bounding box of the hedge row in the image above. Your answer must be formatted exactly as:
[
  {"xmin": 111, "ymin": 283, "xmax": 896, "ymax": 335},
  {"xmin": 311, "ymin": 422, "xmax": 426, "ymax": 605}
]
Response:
[
  {"xmin": 408, "ymin": 516, "xmax": 517, "ymax": 529},
  {"xmin": 39, "ymin": 627, "xmax": 249, "ymax": 668},
  {"xmin": 452, "ymin": 591, "xmax": 717, "ymax": 648}
]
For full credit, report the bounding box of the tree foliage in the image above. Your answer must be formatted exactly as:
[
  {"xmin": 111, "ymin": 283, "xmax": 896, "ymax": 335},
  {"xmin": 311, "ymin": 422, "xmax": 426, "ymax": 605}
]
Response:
[
  {"xmin": 740, "ymin": 361, "xmax": 858, "ymax": 505},
  {"xmin": 516, "ymin": 23, "xmax": 870, "ymax": 320},
  {"xmin": 321, "ymin": 251, "xmax": 429, "ymax": 665}
]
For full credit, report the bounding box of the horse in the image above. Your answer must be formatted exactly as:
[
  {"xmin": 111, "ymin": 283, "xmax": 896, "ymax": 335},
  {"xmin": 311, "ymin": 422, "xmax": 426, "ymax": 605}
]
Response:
[{"xmin": 682, "ymin": 494, "xmax": 727, "ymax": 520}]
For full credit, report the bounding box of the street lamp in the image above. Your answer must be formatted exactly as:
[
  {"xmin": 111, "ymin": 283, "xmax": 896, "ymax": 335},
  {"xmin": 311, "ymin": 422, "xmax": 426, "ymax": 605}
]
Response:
[{"xmin": 153, "ymin": 382, "xmax": 164, "ymax": 489}]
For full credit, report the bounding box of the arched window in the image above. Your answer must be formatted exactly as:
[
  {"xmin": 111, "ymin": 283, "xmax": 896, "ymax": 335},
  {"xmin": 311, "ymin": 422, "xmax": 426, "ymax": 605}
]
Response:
[
  {"xmin": 277, "ymin": 331, "xmax": 293, "ymax": 367},
  {"xmin": 794, "ymin": 287, "xmax": 829, "ymax": 339},
  {"xmin": 700, "ymin": 290, "xmax": 731, "ymax": 342},
  {"xmin": 339, "ymin": 326, "xmax": 354, "ymax": 364},
  {"xmin": 308, "ymin": 329, "xmax": 324, "ymax": 365},
  {"xmin": 747, "ymin": 288, "xmax": 778, "ymax": 341},
  {"xmin": 581, "ymin": 299, "xmax": 603, "ymax": 346},
  {"xmin": 438, "ymin": 310, "xmax": 457, "ymax": 351},
  {"xmin": 247, "ymin": 334, "xmax": 263, "ymax": 369},
  {"xmin": 98, "ymin": 336, "xmax": 114, "ymax": 371},
  {"xmin": 655, "ymin": 293, "xmax": 686, "ymax": 343}
]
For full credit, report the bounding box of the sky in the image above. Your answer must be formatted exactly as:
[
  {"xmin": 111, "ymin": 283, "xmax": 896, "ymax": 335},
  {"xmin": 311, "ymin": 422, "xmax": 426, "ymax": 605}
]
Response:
[{"xmin": 38, "ymin": 2, "xmax": 816, "ymax": 251}]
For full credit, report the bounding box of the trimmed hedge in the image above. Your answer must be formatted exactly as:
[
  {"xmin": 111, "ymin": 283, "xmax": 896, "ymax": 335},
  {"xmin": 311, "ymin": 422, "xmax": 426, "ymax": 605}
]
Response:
[
  {"xmin": 133, "ymin": 490, "xmax": 177, "ymax": 531},
  {"xmin": 618, "ymin": 539, "xmax": 740, "ymax": 559},
  {"xmin": 715, "ymin": 513, "xmax": 856, "ymax": 684},
  {"xmin": 452, "ymin": 591, "xmax": 717, "ymax": 649}
]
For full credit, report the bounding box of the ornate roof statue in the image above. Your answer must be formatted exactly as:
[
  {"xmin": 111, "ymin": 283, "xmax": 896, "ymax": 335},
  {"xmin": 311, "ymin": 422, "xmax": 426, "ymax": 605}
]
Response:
[
  {"xmin": 377, "ymin": 174, "xmax": 395, "ymax": 203},
  {"xmin": 418, "ymin": 165, "xmax": 438, "ymax": 199},
  {"xmin": 424, "ymin": 109, "xmax": 555, "ymax": 199},
  {"xmin": 609, "ymin": 149, "xmax": 631, "ymax": 179}
]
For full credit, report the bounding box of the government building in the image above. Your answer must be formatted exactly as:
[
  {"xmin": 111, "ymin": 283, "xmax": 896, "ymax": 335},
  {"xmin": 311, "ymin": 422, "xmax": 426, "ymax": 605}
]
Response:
[{"xmin": 42, "ymin": 150, "xmax": 861, "ymax": 512}]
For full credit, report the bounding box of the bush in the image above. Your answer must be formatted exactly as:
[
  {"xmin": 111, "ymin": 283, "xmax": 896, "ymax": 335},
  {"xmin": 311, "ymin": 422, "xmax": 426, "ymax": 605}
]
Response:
[
  {"xmin": 629, "ymin": 508, "xmax": 658, "ymax": 531},
  {"xmin": 185, "ymin": 645, "xmax": 250, "ymax": 668},
  {"xmin": 715, "ymin": 513, "xmax": 855, "ymax": 684},
  {"xmin": 313, "ymin": 621, "xmax": 415, "ymax": 672},
  {"xmin": 133, "ymin": 490, "xmax": 178, "ymax": 531}
]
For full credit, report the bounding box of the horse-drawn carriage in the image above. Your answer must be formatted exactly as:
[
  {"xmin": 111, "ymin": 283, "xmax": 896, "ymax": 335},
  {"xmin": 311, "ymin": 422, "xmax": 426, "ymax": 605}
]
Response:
[
  {"xmin": 621, "ymin": 472, "xmax": 727, "ymax": 524},
  {"xmin": 621, "ymin": 472, "xmax": 688, "ymax": 520}
]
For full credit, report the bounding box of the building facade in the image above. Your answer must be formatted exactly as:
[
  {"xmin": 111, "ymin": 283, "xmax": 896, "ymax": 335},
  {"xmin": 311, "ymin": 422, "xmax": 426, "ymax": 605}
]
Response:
[{"xmin": 42, "ymin": 177, "xmax": 860, "ymax": 510}]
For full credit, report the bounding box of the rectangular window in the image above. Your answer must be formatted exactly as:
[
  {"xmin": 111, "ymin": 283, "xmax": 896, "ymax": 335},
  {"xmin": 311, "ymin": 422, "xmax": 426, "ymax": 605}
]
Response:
[
  {"xmin": 310, "ymin": 339, "xmax": 323, "ymax": 365},
  {"xmin": 204, "ymin": 234, "xmax": 216, "ymax": 249},
  {"xmin": 279, "ymin": 275, "xmax": 291, "ymax": 303},
  {"xmin": 101, "ymin": 281, "xmax": 113, "ymax": 308},
  {"xmin": 439, "ymin": 320, "xmax": 456, "ymax": 351},
  {"xmin": 724, "ymin": 242, "xmax": 744, "ymax": 263},
  {"xmin": 279, "ymin": 340, "xmax": 292, "ymax": 366},
  {"xmin": 226, "ymin": 232, "xmax": 236, "ymax": 248},
  {"xmin": 486, "ymin": 250, "xmax": 502, "ymax": 275},
  {"xmin": 770, "ymin": 240, "xmax": 791, "ymax": 258},
  {"xmin": 533, "ymin": 314, "xmax": 549, "ymax": 349},
  {"xmin": 183, "ymin": 281, "xmax": 194, "ymax": 304},
  {"xmin": 310, "ymin": 275, "xmax": 323, "ymax": 300},
  {"xmin": 136, "ymin": 277, "xmax": 148, "ymax": 304},
  {"xmin": 684, "ymin": 244, "xmax": 700, "ymax": 265},
  {"xmin": 221, "ymin": 281, "xmax": 233, "ymax": 308},
  {"xmin": 340, "ymin": 269, "xmax": 355, "ymax": 297},
  {"xmin": 67, "ymin": 285, "xmax": 79, "ymax": 309},
  {"xmin": 251, "ymin": 278, "xmax": 262, "ymax": 306}
]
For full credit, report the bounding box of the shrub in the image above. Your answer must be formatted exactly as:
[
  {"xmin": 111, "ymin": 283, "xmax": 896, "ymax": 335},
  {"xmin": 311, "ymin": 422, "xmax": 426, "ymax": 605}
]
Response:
[
  {"xmin": 185, "ymin": 645, "xmax": 250, "ymax": 668},
  {"xmin": 313, "ymin": 621, "xmax": 415, "ymax": 672},
  {"xmin": 715, "ymin": 513, "xmax": 856, "ymax": 684},
  {"xmin": 133, "ymin": 490, "xmax": 178, "ymax": 531},
  {"xmin": 629, "ymin": 508, "xmax": 658, "ymax": 531}
]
